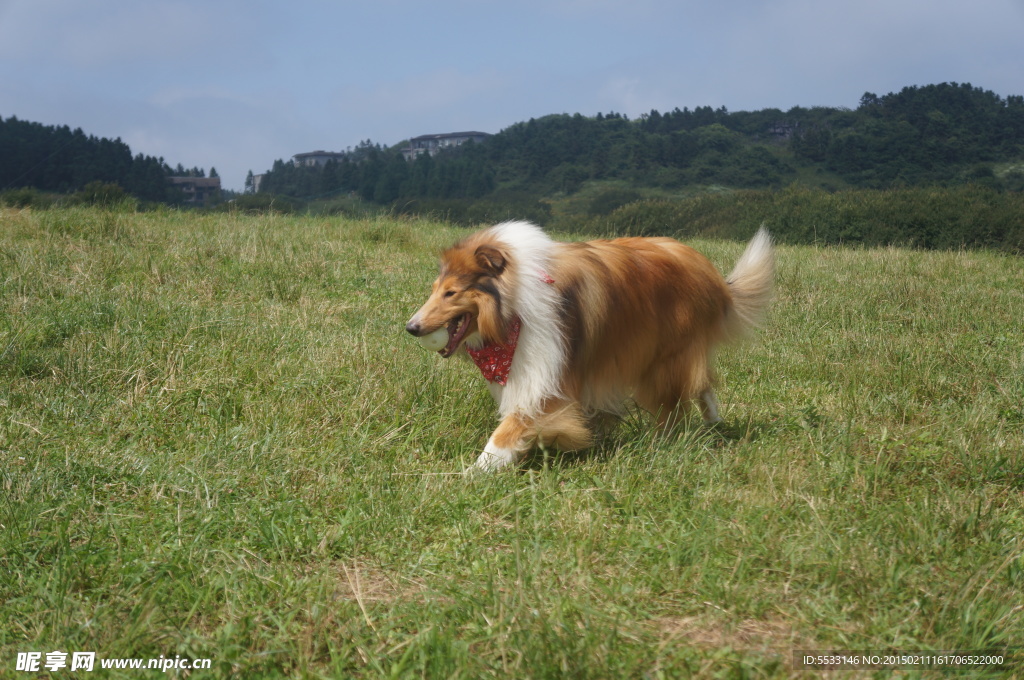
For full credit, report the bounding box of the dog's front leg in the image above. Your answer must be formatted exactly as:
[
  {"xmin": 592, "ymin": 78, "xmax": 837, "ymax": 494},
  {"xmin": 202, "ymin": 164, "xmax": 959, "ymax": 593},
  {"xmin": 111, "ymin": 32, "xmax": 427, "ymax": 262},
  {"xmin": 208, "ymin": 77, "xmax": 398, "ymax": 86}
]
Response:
[{"xmin": 473, "ymin": 413, "xmax": 532, "ymax": 472}]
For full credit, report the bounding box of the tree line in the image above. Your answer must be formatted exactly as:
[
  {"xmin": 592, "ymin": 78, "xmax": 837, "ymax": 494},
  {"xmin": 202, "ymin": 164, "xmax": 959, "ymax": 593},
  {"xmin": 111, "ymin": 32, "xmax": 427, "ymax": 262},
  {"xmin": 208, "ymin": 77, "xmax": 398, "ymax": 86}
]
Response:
[
  {"xmin": 0, "ymin": 115, "xmax": 214, "ymax": 204},
  {"xmin": 3, "ymin": 82, "xmax": 1021, "ymax": 212},
  {"xmin": 254, "ymin": 139, "xmax": 495, "ymax": 204},
  {"xmin": 253, "ymin": 82, "xmax": 1024, "ymax": 207}
]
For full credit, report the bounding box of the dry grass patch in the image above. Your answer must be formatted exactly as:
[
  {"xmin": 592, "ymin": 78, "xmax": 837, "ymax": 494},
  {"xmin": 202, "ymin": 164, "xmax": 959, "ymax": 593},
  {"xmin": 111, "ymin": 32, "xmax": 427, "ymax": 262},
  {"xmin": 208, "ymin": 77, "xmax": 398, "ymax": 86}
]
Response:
[{"xmin": 651, "ymin": 613, "xmax": 804, "ymax": 653}]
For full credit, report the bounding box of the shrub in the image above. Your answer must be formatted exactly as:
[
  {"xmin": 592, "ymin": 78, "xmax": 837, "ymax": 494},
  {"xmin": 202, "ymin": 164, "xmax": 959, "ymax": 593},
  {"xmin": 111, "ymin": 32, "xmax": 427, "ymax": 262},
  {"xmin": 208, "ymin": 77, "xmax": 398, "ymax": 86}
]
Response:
[
  {"xmin": 72, "ymin": 181, "xmax": 134, "ymax": 208},
  {"xmin": 587, "ymin": 187, "xmax": 642, "ymax": 216},
  {"xmin": 1, "ymin": 187, "xmax": 57, "ymax": 208},
  {"xmin": 397, "ymin": 196, "xmax": 552, "ymax": 227},
  {"xmin": 224, "ymin": 193, "xmax": 299, "ymax": 214},
  {"xmin": 576, "ymin": 186, "xmax": 1024, "ymax": 252}
]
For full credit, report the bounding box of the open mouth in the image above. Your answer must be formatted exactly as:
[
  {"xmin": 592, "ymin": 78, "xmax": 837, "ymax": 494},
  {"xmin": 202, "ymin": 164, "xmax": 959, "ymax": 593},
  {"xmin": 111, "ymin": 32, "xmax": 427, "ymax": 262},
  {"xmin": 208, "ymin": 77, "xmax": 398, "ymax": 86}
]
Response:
[{"xmin": 439, "ymin": 313, "xmax": 473, "ymax": 358}]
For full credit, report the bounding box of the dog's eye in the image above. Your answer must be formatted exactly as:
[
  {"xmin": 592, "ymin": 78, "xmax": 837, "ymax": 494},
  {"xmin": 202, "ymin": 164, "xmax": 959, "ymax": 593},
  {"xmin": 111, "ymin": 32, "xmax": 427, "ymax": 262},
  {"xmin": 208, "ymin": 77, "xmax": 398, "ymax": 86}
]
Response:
[{"xmin": 444, "ymin": 290, "xmax": 456, "ymax": 299}]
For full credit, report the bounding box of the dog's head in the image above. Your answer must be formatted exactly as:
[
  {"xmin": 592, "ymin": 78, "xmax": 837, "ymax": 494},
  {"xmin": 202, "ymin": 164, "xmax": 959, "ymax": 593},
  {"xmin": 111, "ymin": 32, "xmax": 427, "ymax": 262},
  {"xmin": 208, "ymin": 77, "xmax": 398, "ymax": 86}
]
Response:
[{"xmin": 405, "ymin": 241, "xmax": 508, "ymax": 357}]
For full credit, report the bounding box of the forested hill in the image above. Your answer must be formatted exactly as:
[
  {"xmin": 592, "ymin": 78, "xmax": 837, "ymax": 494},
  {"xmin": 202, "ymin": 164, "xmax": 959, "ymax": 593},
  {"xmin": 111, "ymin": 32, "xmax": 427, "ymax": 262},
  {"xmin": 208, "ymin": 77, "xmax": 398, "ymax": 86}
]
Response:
[
  {"xmin": 0, "ymin": 116, "xmax": 209, "ymax": 203},
  {"xmin": 257, "ymin": 82, "xmax": 1024, "ymax": 206}
]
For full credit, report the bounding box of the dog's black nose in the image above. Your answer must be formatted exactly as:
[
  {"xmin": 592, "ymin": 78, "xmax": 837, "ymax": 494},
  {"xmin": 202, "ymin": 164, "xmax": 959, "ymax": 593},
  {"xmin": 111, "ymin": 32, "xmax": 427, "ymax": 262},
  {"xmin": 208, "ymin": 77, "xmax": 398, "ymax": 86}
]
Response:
[{"xmin": 405, "ymin": 320, "xmax": 421, "ymax": 336}]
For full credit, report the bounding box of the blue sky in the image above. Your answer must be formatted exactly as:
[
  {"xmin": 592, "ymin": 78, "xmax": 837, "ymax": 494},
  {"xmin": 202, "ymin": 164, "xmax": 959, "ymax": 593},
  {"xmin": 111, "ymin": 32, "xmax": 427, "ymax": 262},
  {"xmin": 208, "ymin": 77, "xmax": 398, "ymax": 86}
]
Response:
[{"xmin": 1, "ymin": 0, "xmax": 1021, "ymax": 191}]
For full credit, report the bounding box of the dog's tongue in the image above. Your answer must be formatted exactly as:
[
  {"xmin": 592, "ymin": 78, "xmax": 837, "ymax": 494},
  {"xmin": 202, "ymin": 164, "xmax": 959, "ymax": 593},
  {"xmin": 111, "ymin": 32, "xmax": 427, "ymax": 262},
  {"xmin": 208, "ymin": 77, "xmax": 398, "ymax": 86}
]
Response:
[{"xmin": 440, "ymin": 314, "xmax": 470, "ymax": 357}]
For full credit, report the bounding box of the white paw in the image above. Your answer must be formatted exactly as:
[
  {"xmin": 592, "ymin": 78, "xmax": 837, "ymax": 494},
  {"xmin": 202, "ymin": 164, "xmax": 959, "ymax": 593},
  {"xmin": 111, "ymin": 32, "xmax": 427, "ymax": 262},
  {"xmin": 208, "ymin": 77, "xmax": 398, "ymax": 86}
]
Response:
[
  {"xmin": 472, "ymin": 437, "xmax": 518, "ymax": 472},
  {"xmin": 701, "ymin": 389, "xmax": 723, "ymax": 424}
]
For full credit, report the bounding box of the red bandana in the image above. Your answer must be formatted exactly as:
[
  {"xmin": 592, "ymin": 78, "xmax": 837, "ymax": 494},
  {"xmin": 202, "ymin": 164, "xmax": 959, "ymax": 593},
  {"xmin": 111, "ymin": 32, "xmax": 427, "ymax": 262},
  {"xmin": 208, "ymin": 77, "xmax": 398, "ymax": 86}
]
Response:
[
  {"xmin": 465, "ymin": 269, "xmax": 553, "ymax": 385},
  {"xmin": 467, "ymin": 317, "xmax": 520, "ymax": 385}
]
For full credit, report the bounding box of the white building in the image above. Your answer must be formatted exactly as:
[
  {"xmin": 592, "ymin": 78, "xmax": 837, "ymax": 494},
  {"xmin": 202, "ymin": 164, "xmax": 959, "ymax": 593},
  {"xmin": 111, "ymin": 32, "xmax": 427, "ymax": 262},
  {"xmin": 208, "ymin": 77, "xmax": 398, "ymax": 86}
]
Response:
[
  {"xmin": 292, "ymin": 151, "xmax": 348, "ymax": 167},
  {"xmin": 401, "ymin": 132, "xmax": 491, "ymax": 161}
]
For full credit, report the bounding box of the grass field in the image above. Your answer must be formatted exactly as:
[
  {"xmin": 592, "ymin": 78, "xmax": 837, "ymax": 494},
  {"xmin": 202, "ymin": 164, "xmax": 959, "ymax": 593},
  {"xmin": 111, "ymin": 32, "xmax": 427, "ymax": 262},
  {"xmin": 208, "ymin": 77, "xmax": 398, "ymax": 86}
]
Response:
[{"xmin": 2, "ymin": 206, "xmax": 1023, "ymax": 678}]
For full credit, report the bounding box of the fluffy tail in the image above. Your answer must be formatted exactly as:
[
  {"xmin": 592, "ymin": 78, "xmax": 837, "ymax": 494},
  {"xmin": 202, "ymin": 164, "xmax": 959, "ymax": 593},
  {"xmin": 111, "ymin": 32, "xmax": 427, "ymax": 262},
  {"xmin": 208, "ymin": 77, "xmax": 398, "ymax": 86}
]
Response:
[{"xmin": 724, "ymin": 226, "xmax": 774, "ymax": 339}]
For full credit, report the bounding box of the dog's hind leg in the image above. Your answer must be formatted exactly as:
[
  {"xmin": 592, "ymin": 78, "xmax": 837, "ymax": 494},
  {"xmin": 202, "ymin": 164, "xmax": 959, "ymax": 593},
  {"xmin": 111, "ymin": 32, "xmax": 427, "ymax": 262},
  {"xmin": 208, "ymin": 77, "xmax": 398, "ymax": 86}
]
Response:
[
  {"xmin": 636, "ymin": 350, "xmax": 716, "ymax": 429},
  {"xmin": 635, "ymin": 369, "xmax": 689, "ymax": 429},
  {"xmin": 699, "ymin": 389, "xmax": 722, "ymax": 424}
]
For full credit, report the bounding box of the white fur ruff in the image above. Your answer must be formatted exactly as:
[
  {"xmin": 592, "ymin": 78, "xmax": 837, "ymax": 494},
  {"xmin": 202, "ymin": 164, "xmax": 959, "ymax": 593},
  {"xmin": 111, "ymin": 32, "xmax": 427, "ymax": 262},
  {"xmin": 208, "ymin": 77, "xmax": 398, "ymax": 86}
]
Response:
[{"xmin": 483, "ymin": 221, "xmax": 566, "ymax": 419}]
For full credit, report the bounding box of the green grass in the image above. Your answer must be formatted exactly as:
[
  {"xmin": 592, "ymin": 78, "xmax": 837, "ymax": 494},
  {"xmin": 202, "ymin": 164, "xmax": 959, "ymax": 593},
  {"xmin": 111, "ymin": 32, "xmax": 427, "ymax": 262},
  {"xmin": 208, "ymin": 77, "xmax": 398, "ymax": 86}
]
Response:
[{"xmin": 2, "ymin": 205, "xmax": 1023, "ymax": 678}]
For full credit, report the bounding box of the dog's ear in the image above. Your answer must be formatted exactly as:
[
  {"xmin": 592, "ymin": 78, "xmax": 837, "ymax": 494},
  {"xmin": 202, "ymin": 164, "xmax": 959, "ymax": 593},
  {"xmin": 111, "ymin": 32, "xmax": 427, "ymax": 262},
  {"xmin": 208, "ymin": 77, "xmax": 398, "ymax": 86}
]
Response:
[{"xmin": 475, "ymin": 245, "xmax": 506, "ymax": 276}]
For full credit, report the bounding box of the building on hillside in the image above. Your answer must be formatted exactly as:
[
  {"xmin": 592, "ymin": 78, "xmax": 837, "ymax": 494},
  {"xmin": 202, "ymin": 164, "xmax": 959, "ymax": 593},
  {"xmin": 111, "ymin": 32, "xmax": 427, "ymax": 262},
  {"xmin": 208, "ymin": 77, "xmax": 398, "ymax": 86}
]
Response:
[
  {"xmin": 401, "ymin": 131, "xmax": 491, "ymax": 161},
  {"xmin": 292, "ymin": 150, "xmax": 348, "ymax": 167},
  {"xmin": 766, "ymin": 121, "xmax": 800, "ymax": 140},
  {"xmin": 167, "ymin": 176, "xmax": 221, "ymax": 205}
]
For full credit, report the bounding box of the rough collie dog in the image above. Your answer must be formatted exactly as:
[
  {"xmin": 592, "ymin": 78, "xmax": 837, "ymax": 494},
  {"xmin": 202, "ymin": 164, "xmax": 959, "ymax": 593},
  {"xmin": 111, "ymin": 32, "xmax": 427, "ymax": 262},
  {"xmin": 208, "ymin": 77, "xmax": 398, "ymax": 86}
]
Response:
[{"xmin": 406, "ymin": 221, "xmax": 774, "ymax": 472}]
